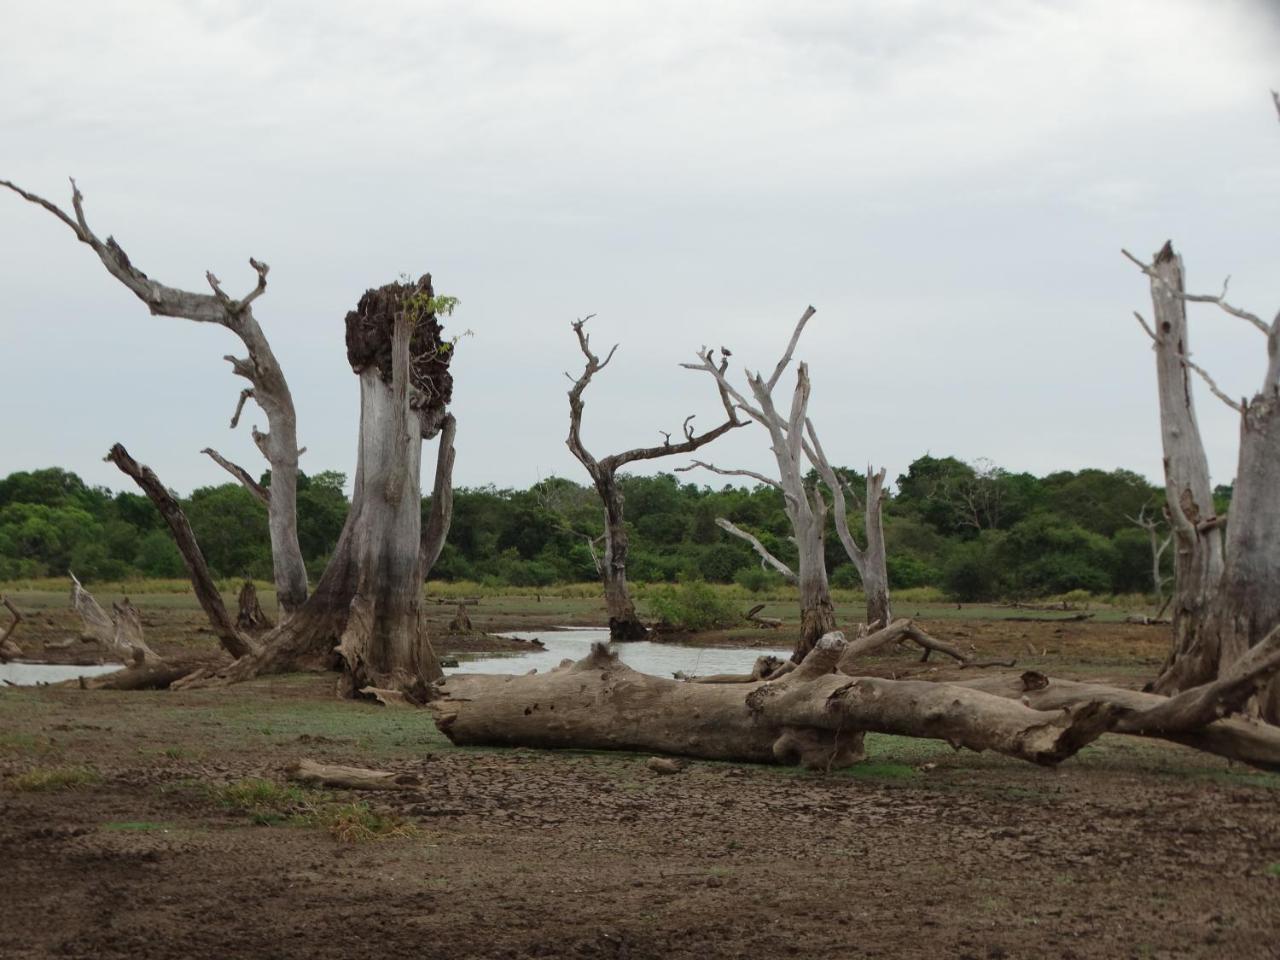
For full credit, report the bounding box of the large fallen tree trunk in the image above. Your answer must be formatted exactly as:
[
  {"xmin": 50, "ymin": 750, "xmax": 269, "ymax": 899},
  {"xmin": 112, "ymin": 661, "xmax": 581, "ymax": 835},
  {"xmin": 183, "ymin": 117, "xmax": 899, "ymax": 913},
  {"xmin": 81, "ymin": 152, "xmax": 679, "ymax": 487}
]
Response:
[{"xmin": 433, "ymin": 633, "xmax": 1117, "ymax": 769}]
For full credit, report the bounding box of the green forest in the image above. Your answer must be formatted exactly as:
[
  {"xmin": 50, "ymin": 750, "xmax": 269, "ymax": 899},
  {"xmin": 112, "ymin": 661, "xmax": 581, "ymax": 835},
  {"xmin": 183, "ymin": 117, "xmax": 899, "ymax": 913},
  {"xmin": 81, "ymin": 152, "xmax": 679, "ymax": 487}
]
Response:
[{"xmin": 0, "ymin": 456, "xmax": 1232, "ymax": 600}]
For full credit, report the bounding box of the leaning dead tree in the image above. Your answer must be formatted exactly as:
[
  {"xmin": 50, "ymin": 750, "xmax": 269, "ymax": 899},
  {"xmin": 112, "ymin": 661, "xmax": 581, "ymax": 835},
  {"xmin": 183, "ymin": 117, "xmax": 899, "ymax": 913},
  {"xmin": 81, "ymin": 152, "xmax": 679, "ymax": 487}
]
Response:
[
  {"xmin": 1, "ymin": 179, "xmax": 309, "ymax": 617},
  {"xmin": 433, "ymin": 623, "xmax": 1280, "ymax": 773},
  {"xmin": 681, "ymin": 307, "xmax": 890, "ymax": 657},
  {"xmin": 193, "ymin": 275, "xmax": 458, "ymax": 700},
  {"xmin": 105, "ymin": 443, "xmax": 258, "ymax": 659},
  {"xmin": 1127, "ymin": 235, "xmax": 1280, "ymax": 723},
  {"xmin": 566, "ymin": 316, "xmax": 741, "ymax": 641}
]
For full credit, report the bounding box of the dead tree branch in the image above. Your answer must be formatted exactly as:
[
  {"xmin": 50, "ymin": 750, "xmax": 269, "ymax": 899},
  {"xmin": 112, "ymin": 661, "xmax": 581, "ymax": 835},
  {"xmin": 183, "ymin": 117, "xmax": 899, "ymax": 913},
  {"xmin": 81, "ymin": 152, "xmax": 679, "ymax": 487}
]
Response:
[
  {"xmin": 106, "ymin": 443, "xmax": 257, "ymax": 659},
  {"xmin": 1, "ymin": 178, "xmax": 309, "ymax": 616}
]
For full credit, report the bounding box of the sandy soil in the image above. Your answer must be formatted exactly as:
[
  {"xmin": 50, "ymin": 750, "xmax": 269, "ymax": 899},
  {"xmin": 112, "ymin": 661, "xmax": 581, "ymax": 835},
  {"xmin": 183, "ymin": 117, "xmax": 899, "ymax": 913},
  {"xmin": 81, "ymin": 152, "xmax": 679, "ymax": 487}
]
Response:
[{"xmin": 1, "ymin": 608, "xmax": 1278, "ymax": 959}]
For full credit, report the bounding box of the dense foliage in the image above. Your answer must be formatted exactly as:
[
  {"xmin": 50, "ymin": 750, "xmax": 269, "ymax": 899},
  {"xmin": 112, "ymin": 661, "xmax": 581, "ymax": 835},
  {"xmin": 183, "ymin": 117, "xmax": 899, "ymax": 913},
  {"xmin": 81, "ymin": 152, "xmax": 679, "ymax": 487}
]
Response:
[{"xmin": 0, "ymin": 455, "xmax": 1209, "ymax": 600}]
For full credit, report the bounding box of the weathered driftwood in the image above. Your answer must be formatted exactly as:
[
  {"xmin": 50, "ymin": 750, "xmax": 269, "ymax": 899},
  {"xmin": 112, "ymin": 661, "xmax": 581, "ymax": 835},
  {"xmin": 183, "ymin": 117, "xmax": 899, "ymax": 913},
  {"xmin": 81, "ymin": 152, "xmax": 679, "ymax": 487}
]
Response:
[
  {"xmin": 433, "ymin": 634, "xmax": 1117, "ymax": 769},
  {"xmin": 565, "ymin": 316, "xmax": 741, "ymax": 642},
  {"xmin": 742, "ymin": 603, "xmax": 783, "ymax": 629},
  {"xmin": 1, "ymin": 179, "xmax": 310, "ymax": 617},
  {"xmin": 286, "ymin": 758, "xmax": 421, "ymax": 790},
  {"xmin": 0, "ymin": 597, "xmax": 22, "ymax": 661},
  {"xmin": 106, "ymin": 443, "xmax": 258, "ymax": 660},
  {"xmin": 70, "ymin": 575, "xmax": 160, "ymax": 665}
]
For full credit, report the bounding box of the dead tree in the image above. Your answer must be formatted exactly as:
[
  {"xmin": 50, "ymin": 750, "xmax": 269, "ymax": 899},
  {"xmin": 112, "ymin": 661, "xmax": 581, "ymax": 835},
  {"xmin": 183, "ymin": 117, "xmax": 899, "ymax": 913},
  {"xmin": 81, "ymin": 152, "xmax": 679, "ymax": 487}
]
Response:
[
  {"xmin": 1124, "ymin": 243, "xmax": 1225, "ymax": 689},
  {"xmin": 681, "ymin": 307, "xmax": 839, "ymax": 660},
  {"xmin": 566, "ymin": 316, "xmax": 741, "ymax": 641},
  {"xmin": 804, "ymin": 421, "xmax": 892, "ymax": 627},
  {"xmin": 1, "ymin": 179, "xmax": 310, "ymax": 617},
  {"xmin": 0, "ymin": 597, "xmax": 23, "ymax": 661},
  {"xmin": 1127, "ymin": 235, "xmax": 1280, "ymax": 722},
  {"xmin": 195, "ymin": 275, "xmax": 456, "ymax": 700},
  {"xmin": 69, "ymin": 574, "xmax": 160, "ymax": 665},
  {"xmin": 105, "ymin": 443, "xmax": 258, "ymax": 659},
  {"xmin": 1129, "ymin": 505, "xmax": 1173, "ymax": 614}
]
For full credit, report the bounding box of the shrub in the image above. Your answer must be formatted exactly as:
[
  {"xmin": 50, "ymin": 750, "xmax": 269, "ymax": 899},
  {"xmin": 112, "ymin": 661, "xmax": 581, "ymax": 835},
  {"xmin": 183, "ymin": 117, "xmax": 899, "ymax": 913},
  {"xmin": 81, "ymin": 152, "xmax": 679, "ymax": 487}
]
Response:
[
  {"xmin": 734, "ymin": 566, "xmax": 781, "ymax": 593},
  {"xmin": 645, "ymin": 581, "xmax": 739, "ymax": 631}
]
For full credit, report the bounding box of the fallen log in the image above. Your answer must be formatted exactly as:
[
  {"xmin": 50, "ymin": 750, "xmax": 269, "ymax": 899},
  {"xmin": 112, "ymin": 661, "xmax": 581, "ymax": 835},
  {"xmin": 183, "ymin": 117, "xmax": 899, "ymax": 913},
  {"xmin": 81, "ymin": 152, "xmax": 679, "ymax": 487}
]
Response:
[
  {"xmin": 286, "ymin": 758, "xmax": 421, "ymax": 790},
  {"xmin": 742, "ymin": 603, "xmax": 783, "ymax": 629},
  {"xmin": 954, "ymin": 665, "xmax": 1280, "ymax": 772},
  {"xmin": 432, "ymin": 633, "xmax": 1116, "ymax": 769}
]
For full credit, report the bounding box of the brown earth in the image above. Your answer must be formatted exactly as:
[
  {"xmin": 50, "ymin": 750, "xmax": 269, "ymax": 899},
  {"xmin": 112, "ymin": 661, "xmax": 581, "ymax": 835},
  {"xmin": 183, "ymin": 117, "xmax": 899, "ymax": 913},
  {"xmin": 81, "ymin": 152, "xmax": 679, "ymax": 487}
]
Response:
[{"xmin": 2, "ymin": 607, "xmax": 1279, "ymax": 959}]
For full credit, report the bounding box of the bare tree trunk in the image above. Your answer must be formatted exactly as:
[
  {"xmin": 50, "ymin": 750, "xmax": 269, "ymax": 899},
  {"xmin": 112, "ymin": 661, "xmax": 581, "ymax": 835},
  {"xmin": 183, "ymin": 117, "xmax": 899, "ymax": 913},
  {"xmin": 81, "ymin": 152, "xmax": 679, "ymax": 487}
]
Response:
[
  {"xmin": 805, "ymin": 421, "xmax": 892, "ymax": 628},
  {"xmin": 433, "ymin": 634, "xmax": 1116, "ymax": 768},
  {"xmin": 1128, "ymin": 233, "xmax": 1280, "ymax": 721},
  {"xmin": 105, "ymin": 443, "xmax": 257, "ymax": 659},
  {"xmin": 682, "ymin": 308, "xmax": 847, "ymax": 660},
  {"xmin": 198, "ymin": 276, "xmax": 455, "ymax": 700},
  {"xmin": 1, "ymin": 179, "xmax": 309, "ymax": 618},
  {"xmin": 598, "ymin": 480, "xmax": 646, "ymax": 640},
  {"xmin": 420, "ymin": 413, "xmax": 456, "ymax": 580},
  {"xmin": 1127, "ymin": 243, "xmax": 1225, "ymax": 692},
  {"xmin": 565, "ymin": 316, "xmax": 741, "ymax": 643},
  {"xmin": 1196, "ymin": 336, "xmax": 1280, "ymax": 722}
]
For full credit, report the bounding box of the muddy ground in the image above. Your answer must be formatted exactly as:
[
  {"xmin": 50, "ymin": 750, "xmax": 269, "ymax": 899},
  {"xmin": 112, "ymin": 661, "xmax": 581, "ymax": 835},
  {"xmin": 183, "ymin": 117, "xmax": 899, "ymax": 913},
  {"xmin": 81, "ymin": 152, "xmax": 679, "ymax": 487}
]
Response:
[{"xmin": 2, "ymin": 602, "xmax": 1278, "ymax": 959}]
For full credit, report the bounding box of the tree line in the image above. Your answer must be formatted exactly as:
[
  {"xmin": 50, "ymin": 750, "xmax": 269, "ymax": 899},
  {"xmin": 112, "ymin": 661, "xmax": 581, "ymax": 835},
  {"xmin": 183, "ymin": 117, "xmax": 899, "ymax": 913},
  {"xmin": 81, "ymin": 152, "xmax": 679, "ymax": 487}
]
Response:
[{"xmin": 0, "ymin": 455, "xmax": 1221, "ymax": 601}]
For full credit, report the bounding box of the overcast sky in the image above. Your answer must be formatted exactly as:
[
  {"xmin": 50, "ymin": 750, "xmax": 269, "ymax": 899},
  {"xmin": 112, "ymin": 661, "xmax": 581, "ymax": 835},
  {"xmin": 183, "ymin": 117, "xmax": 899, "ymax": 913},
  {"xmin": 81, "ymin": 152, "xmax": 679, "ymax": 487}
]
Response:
[{"xmin": 2, "ymin": 0, "xmax": 1278, "ymax": 498}]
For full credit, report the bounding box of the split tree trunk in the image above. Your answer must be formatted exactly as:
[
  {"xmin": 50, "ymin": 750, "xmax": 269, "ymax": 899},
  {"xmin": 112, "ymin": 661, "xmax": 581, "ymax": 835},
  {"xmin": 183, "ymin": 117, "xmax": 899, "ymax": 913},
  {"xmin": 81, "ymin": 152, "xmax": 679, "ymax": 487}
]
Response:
[
  {"xmin": 203, "ymin": 275, "xmax": 455, "ymax": 699},
  {"xmin": 1193, "ymin": 325, "xmax": 1280, "ymax": 722},
  {"xmin": 433, "ymin": 633, "xmax": 1116, "ymax": 768}
]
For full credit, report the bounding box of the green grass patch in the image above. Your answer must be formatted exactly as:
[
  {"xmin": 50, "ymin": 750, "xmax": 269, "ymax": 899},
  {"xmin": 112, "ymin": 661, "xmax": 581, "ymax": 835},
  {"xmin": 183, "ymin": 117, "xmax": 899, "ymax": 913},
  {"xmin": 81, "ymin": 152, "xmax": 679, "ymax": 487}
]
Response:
[
  {"xmin": 211, "ymin": 777, "xmax": 320, "ymax": 824},
  {"xmin": 1266, "ymin": 863, "xmax": 1280, "ymax": 878},
  {"xmin": 8, "ymin": 765, "xmax": 101, "ymax": 792}
]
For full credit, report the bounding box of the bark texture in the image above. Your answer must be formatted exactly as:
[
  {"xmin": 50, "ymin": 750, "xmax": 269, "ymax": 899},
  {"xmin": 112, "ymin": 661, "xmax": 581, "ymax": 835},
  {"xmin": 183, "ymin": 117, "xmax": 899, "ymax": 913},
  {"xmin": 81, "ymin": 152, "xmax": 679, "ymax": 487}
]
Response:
[
  {"xmin": 1129, "ymin": 237, "xmax": 1280, "ymax": 721},
  {"xmin": 1130, "ymin": 243, "xmax": 1225, "ymax": 693},
  {"xmin": 565, "ymin": 317, "xmax": 740, "ymax": 642},
  {"xmin": 1, "ymin": 179, "xmax": 309, "ymax": 617},
  {"xmin": 433, "ymin": 633, "xmax": 1116, "ymax": 768},
  {"xmin": 204, "ymin": 276, "xmax": 454, "ymax": 699}
]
